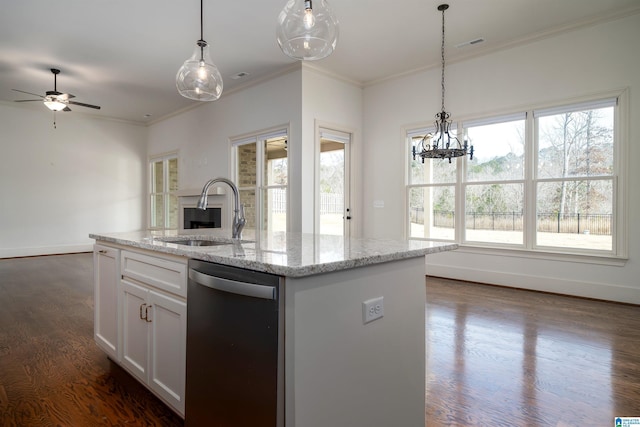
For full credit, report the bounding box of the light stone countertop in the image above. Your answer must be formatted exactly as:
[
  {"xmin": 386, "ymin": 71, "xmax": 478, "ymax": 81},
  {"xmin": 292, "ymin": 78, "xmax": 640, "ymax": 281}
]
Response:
[{"xmin": 89, "ymin": 229, "xmax": 457, "ymax": 277}]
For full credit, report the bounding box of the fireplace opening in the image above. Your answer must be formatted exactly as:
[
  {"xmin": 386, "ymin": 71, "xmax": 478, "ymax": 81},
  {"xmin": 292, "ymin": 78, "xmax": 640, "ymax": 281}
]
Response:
[{"xmin": 183, "ymin": 207, "xmax": 222, "ymax": 230}]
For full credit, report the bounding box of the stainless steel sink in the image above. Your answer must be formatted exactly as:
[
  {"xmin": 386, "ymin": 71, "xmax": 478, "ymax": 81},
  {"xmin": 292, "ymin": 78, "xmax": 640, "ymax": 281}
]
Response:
[{"xmin": 161, "ymin": 238, "xmax": 234, "ymax": 247}]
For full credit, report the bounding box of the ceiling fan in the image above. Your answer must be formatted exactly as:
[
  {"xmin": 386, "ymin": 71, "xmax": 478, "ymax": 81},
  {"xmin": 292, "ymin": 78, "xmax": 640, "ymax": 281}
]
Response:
[{"xmin": 12, "ymin": 68, "xmax": 101, "ymax": 112}]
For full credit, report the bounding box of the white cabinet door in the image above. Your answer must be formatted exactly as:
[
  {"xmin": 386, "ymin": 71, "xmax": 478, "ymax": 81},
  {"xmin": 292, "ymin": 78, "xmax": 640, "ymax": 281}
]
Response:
[
  {"xmin": 94, "ymin": 244, "xmax": 120, "ymax": 360},
  {"xmin": 121, "ymin": 279, "xmax": 151, "ymax": 384},
  {"xmin": 120, "ymin": 278, "xmax": 187, "ymax": 416},
  {"xmin": 148, "ymin": 289, "xmax": 187, "ymax": 415}
]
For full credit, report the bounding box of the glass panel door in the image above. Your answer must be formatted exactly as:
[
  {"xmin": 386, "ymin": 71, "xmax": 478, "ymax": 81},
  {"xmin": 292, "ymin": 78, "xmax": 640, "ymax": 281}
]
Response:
[
  {"xmin": 318, "ymin": 128, "xmax": 351, "ymax": 236},
  {"xmin": 233, "ymin": 129, "xmax": 288, "ymax": 233}
]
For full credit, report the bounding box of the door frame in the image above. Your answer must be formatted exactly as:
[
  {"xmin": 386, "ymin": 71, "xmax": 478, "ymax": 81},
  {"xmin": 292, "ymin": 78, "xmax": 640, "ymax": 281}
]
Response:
[{"xmin": 314, "ymin": 121, "xmax": 354, "ymax": 237}]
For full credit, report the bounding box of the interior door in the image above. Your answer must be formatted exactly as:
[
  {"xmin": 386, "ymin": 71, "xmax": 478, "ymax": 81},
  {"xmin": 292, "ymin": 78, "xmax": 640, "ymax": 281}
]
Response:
[{"xmin": 317, "ymin": 128, "xmax": 351, "ymax": 236}]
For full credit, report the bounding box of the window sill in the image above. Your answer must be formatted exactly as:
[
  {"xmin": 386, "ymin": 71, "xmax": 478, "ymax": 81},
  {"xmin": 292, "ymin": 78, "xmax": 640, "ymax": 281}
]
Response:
[{"xmin": 454, "ymin": 244, "xmax": 628, "ymax": 267}]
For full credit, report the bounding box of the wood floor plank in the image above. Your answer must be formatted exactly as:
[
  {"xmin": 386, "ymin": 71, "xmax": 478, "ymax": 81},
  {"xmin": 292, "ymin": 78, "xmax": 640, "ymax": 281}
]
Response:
[
  {"xmin": 0, "ymin": 253, "xmax": 183, "ymax": 427},
  {"xmin": 426, "ymin": 276, "xmax": 640, "ymax": 427},
  {"xmin": 2, "ymin": 254, "xmax": 639, "ymax": 426}
]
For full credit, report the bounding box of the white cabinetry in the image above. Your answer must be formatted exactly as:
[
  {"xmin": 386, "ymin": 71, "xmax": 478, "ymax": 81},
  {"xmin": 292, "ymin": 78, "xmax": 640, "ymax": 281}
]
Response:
[
  {"xmin": 120, "ymin": 249, "xmax": 187, "ymax": 416},
  {"xmin": 93, "ymin": 244, "xmax": 120, "ymax": 360},
  {"xmin": 92, "ymin": 243, "xmax": 187, "ymax": 417}
]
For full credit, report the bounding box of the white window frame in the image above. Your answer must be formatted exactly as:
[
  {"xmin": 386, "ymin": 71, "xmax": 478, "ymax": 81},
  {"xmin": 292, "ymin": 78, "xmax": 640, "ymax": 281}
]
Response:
[
  {"xmin": 461, "ymin": 112, "xmax": 527, "ymax": 247},
  {"xmin": 231, "ymin": 127, "xmax": 289, "ymax": 233},
  {"xmin": 149, "ymin": 151, "xmax": 179, "ymax": 230},
  {"xmin": 405, "ymin": 89, "xmax": 628, "ymax": 263}
]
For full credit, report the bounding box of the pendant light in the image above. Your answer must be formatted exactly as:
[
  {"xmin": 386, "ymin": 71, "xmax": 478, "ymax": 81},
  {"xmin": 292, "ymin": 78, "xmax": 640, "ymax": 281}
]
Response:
[
  {"xmin": 276, "ymin": 0, "xmax": 339, "ymax": 61},
  {"xmin": 176, "ymin": 0, "xmax": 223, "ymax": 101},
  {"xmin": 412, "ymin": 4, "xmax": 474, "ymax": 164}
]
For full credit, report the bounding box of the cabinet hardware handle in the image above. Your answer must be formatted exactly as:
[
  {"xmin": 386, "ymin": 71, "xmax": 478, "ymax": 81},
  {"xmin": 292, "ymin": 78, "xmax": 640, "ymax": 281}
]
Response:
[
  {"xmin": 98, "ymin": 250, "xmax": 107, "ymax": 254},
  {"xmin": 145, "ymin": 305, "xmax": 152, "ymax": 323},
  {"xmin": 139, "ymin": 303, "xmax": 146, "ymax": 320}
]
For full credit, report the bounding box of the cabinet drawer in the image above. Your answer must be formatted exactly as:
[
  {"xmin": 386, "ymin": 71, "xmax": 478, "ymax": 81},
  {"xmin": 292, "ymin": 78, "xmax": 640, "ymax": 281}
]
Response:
[{"xmin": 121, "ymin": 250, "xmax": 187, "ymax": 297}]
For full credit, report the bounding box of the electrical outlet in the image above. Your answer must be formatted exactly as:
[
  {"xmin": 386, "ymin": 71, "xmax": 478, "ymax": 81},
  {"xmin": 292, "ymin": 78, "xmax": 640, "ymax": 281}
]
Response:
[{"xmin": 362, "ymin": 297, "xmax": 384, "ymax": 324}]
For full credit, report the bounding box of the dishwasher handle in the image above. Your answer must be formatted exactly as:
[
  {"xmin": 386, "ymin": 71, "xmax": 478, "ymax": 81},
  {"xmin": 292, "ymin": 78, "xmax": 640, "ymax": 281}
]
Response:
[{"xmin": 189, "ymin": 268, "xmax": 276, "ymax": 300}]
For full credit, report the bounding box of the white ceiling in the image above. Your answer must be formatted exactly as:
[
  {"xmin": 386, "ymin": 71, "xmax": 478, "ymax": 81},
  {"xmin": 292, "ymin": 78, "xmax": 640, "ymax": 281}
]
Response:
[{"xmin": 2, "ymin": 0, "xmax": 639, "ymax": 124}]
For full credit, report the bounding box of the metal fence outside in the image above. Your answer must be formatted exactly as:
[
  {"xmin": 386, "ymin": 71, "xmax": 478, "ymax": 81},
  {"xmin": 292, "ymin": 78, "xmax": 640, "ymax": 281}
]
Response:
[
  {"xmin": 410, "ymin": 209, "xmax": 612, "ymax": 235},
  {"xmin": 271, "ymin": 189, "xmax": 343, "ymax": 214}
]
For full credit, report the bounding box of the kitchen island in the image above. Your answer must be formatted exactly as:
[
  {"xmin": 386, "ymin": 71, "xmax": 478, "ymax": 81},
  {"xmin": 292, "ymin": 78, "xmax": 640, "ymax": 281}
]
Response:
[{"xmin": 90, "ymin": 230, "xmax": 456, "ymax": 427}]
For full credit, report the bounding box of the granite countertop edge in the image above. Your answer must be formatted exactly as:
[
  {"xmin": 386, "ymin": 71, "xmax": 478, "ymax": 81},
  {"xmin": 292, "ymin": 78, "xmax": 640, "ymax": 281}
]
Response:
[{"xmin": 90, "ymin": 232, "xmax": 458, "ymax": 278}]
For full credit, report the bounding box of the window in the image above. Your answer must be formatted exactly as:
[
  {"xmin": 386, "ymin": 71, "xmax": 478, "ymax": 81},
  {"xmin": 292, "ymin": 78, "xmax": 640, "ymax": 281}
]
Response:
[
  {"xmin": 233, "ymin": 129, "xmax": 288, "ymax": 233},
  {"xmin": 408, "ymin": 128, "xmax": 457, "ymax": 241},
  {"xmin": 463, "ymin": 114, "xmax": 526, "ymax": 246},
  {"xmin": 149, "ymin": 153, "xmax": 178, "ymax": 229},
  {"xmin": 534, "ymin": 100, "xmax": 616, "ymax": 252},
  {"xmin": 406, "ymin": 94, "xmax": 625, "ymax": 257}
]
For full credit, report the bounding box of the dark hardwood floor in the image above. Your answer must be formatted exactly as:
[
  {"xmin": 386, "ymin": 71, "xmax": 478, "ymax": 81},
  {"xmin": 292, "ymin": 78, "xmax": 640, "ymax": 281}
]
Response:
[
  {"xmin": 1, "ymin": 254, "xmax": 639, "ymax": 426},
  {"xmin": 0, "ymin": 253, "xmax": 183, "ymax": 427},
  {"xmin": 426, "ymin": 276, "xmax": 640, "ymax": 426}
]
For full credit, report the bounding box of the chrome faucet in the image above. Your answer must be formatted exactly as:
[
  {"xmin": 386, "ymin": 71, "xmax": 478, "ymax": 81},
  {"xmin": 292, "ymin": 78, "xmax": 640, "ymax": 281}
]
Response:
[{"xmin": 197, "ymin": 177, "xmax": 246, "ymax": 240}]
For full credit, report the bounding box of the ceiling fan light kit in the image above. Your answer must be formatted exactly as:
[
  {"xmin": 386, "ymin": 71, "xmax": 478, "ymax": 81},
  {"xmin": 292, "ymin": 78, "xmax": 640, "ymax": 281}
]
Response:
[
  {"xmin": 12, "ymin": 68, "xmax": 101, "ymax": 113},
  {"xmin": 276, "ymin": 0, "xmax": 339, "ymax": 61},
  {"xmin": 43, "ymin": 98, "xmax": 67, "ymax": 112},
  {"xmin": 176, "ymin": 0, "xmax": 223, "ymax": 101}
]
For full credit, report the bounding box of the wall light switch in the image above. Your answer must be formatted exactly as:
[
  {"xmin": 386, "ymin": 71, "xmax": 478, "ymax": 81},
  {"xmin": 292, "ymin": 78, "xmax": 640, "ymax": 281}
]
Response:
[{"xmin": 363, "ymin": 297, "xmax": 384, "ymax": 324}]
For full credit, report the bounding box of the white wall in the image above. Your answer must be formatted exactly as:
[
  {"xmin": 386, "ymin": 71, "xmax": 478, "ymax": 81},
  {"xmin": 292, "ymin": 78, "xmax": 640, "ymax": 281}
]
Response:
[
  {"xmin": 301, "ymin": 66, "xmax": 363, "ymax": 235},
  {"xmin": 362, "ymin": 13, "xmax": 640, "ymax": 303},
  {"xmin": 148, "ymin": 66, "xmax": 364, "ymax": 234},
  {"xmin": 0, "ymin": 103, "xmax": 147, "ymax": 258},
  {"xmin": 148, "ymin": 69, "xmax": 303, "ymax": 231}
]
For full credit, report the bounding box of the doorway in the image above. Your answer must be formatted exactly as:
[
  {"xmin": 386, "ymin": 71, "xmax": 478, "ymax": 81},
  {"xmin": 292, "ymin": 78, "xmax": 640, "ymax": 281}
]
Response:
[{"xmin": 317, "ymin": 127, "xmax": 351, "ymax": 236}]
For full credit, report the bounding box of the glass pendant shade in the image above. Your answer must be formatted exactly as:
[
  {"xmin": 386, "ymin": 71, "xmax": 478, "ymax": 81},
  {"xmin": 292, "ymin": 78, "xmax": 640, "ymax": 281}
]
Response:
[
  {"xmin": 176, "ymin": 40, "xmax": 223, "ymax": 101},
  {"xmin": 276, "ymin": 0, "xmax": 339, "ymax": 61}
]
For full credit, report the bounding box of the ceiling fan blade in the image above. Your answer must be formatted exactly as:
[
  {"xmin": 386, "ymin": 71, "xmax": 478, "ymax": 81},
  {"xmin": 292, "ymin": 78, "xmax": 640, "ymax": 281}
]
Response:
[
  {"xmin": 63, "ymin": 106, "xmax": 72, "ymax": 112},
  {"xmin": 12, "ymin": 89, "xmax": 44, "ymax": 98},
  {"xmin": 14, "ymin": 99, "xmax": 43, "ymax": 102},
  {"xmin": 68, "ymin": 100, "xmax": 101, "ymax": 110}
]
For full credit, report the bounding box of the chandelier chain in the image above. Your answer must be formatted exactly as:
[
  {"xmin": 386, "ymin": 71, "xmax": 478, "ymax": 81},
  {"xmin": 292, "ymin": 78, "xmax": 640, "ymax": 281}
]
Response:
[{"xmin": 440, "ymin": 6, "xmax": 446, "ymax": 113}]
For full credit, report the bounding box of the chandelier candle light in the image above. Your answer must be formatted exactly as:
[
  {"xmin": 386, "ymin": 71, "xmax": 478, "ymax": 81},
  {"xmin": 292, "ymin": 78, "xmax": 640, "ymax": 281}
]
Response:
[
  {"xmin": 276, "ymin": 0, "xmax": 339, "ymax": 61},
  {"xmin": 176, "ymin": 0, "xmax": 223, "ymax": 101},
  {"xmin": 413, "ymin": 4, "xmax": 474, "ymax": 164}
]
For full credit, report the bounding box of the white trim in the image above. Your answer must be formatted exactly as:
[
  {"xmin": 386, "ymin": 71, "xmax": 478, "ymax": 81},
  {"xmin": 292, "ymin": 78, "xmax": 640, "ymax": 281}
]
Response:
[
  {"xmin": 533, "ymin": 97, "xmax": 617, "ymax": 118},
  {"xmin": 462, "ymin": 112, "xmax": 526, "ymax": 128},
  {"xmin": 314, "ymin": 120, "xmax": 354, "ymax": 237},
  {"xmin": 230, "ymin": 126, "xmax": 289, "ymax": 146},
  {"xmin": 230, "ymin": 125, "xmax": 290, "ymax": 233},
  {"xmin": 148, "ymin": 151, "xmax": 179, "ymax": 230},
  {"xmin": 319, "ymin": 129, "xmax": 351, "ymax": 144},
  {"xmin": 426, "ymin": 263, "xmax": 639, "ymax": 305},
  {"xmin": 405, "ymin": 89, "xmax": 628, "ymax": 260},
  {"xmin": 0, "ymin": 244, "xmax": 93, "ymax": 259}
]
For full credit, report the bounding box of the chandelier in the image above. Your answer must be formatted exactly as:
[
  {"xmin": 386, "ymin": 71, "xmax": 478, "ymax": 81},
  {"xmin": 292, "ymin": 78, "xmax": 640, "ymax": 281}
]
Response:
[{"xmin": 412, "ymin": 4, "xmax": 473, "ymax": 164}]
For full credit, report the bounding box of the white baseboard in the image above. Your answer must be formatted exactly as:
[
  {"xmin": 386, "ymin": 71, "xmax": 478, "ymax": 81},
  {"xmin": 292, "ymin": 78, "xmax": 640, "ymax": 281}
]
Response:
[
  {"xmin": 427, "ymin": 264, "xmax": 640, "ymax": 305},
  {"xmin": 0, "ymin": 244, "xmax": 93, "ymax": 259}
]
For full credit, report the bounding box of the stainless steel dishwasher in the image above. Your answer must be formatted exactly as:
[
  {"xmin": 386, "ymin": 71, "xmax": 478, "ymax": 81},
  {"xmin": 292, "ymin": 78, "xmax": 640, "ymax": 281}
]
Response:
[{"xmin": 186, "ymin": 259, "xmax": 284, "ymax": 427}]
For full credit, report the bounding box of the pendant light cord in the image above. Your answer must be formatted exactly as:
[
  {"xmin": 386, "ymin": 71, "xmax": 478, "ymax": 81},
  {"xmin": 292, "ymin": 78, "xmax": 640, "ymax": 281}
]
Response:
[{"xmin": 198, "ymin": 0, "xmax": 205, "ymax": 61}]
